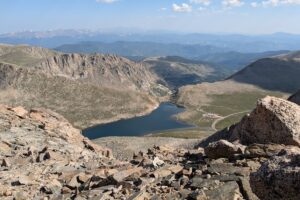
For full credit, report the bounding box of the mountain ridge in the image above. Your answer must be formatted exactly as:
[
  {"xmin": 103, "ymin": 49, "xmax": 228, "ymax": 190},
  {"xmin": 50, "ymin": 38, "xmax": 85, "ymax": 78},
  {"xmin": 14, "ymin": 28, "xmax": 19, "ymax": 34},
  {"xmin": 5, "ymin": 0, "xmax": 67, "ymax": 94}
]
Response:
[
  {"xmin": 0, "ymin": 44, "xmax": 169, "ymax": 129},
  {"xmin": 174, "ymin": 50, "xmax": 300, "ymax": 133}
]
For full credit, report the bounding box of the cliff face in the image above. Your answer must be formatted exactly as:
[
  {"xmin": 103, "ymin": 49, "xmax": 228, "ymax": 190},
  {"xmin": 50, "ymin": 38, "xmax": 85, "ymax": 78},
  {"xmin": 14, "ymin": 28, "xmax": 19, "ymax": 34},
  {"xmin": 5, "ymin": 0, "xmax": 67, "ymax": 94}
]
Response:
[
  {"xmin": 36, "ymin": 54, "xmax": 160, "ymax": 93},
  {"xmin": 0, "ymin": 44, "xmax": 168, "ymax": 95}
]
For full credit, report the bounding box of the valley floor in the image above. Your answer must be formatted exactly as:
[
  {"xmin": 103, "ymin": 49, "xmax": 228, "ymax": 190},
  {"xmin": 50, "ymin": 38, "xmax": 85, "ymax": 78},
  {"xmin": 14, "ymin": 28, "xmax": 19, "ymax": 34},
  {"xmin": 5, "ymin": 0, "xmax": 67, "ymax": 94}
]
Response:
[{"xmin": 151, "ymin": 89, "xmax": 289, "ymax": 139}]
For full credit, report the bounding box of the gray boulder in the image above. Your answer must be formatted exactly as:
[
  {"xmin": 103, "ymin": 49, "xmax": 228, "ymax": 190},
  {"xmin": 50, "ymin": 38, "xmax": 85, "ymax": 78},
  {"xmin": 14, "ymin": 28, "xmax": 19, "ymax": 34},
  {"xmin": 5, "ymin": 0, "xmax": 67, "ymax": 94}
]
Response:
[
  {"xmin": 250, "ymin": 147, "xmax": 300, "ymax": 200},
  {"xmin": 204, "ymin": 140, "xmax": 244, "ymax": 159},
  {"xmin": 230, "ymin": 96, "xmax": 300, "ymax": 146}
]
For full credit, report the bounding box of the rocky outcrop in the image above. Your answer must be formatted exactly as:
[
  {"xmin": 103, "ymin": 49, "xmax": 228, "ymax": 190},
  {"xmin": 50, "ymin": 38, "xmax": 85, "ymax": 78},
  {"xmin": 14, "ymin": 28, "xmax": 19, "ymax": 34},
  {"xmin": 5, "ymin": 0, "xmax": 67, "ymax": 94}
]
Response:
[
  {"xmin": 0, "ymin": 44, "xmax": 170, "ymax": 129},
  {"xmin": 198, "ymin": 95, "xmax": 300, "ymax": 200},
  {"xmin": 250, "ymin": 148, "xmax": 300, "ymax": 200},
  {"xmin": 0, "ymin": 105, "xmax": 114, "ymax": 199},
  {"xmin": 230, "ymin": 96, "xmax": 300, "ymax": 146},
  {"xmin": 37, "ymin": 53, "xmax": 162, "ymax": 94},
  {"xmin": 0, "ymin": 44, "xmax": 169, "ymax": 95}
]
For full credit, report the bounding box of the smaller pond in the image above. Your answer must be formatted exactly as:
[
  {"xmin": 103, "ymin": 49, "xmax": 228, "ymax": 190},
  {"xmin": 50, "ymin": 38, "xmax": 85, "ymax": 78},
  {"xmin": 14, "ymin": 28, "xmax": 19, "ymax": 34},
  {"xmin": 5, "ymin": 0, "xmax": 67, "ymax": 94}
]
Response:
[{"xmin": 82, "ymin": 102, "xmax": 194, "ymax": 139}]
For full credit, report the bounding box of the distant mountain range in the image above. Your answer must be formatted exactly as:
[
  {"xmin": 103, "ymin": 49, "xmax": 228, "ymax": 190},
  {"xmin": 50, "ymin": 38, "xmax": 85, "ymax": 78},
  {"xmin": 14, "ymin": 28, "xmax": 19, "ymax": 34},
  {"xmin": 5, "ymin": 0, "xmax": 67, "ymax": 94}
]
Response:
[
  {"xmin": 1, "ymin": 30, "xmax": 300, "ymax": 52},
  {"xmin": 55, "ymin": 41, "xmax": 288, "ymax": 72},
  {"xmin": 55, "ymin": 41, "xmax": 228, "ymax": 59}
]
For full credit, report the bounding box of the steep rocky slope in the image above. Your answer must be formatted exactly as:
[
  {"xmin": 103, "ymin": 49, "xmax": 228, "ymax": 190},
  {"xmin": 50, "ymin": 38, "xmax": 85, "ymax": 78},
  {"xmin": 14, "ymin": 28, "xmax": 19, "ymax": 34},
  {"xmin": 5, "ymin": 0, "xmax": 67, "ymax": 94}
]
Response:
[
  {"xmin": 143, "ymin": 56, "xmax": 225, "ymax": 89},
  {"xmin": 1, "ymin": 96, "xmax": 300, "ymax": 199},
  {"xmin": 228, "ymin": 54, "xmax": 300, "ymax": 93},
  {"xmin": 0, "ymin": 44, "xmax": 166, "ymax": 95},
  {"xmin": 0, "ymin": 44, "xmax": 169, "ymax": 129}
]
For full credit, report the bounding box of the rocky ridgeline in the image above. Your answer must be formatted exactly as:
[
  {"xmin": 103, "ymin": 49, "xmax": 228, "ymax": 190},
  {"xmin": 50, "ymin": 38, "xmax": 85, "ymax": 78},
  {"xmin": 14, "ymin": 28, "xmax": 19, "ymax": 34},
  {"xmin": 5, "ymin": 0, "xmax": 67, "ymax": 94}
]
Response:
[{"xmin": 0, "ymin": 96, "xmax": 300, "ymax": 200}]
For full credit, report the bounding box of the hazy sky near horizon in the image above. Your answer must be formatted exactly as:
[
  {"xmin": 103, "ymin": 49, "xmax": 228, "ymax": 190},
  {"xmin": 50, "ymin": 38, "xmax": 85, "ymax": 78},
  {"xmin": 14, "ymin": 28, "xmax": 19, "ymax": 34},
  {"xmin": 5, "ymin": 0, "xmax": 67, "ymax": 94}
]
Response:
[{"xmin": 1, "ymin": 0, "xmax": 300, "ymax": 34}]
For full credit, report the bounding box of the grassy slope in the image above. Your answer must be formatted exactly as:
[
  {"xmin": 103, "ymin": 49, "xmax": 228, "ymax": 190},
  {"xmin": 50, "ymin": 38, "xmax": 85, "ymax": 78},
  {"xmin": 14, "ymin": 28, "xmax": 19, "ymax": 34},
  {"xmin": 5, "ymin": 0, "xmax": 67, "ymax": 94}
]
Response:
[{"xmin": 152, "ymin": 89, "xmax": 286, "ymax": 139}]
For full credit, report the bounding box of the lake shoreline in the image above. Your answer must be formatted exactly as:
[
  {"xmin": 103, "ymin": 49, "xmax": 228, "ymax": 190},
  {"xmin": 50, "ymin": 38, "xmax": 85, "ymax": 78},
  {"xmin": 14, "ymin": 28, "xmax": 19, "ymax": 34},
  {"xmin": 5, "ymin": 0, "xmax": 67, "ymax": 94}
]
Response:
[{"xmin": 83, "ymin": 102, "xmax": 195, "ymax": 139}]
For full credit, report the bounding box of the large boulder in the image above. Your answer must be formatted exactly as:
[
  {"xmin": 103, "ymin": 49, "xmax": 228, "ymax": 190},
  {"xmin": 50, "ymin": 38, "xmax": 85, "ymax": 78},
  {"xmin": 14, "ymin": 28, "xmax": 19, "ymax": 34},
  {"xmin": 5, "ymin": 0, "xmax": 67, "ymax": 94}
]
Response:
[
  {"xmin": 230, "ymin": 96, "xmax": 300, "ymax": 146},
  {"xmin": 250, "ymin": 147, "xmax": 300, "ymax": 200},
  {"xmin": 204, "ymin": 140, "xmax": 244, "ymax": 159}
]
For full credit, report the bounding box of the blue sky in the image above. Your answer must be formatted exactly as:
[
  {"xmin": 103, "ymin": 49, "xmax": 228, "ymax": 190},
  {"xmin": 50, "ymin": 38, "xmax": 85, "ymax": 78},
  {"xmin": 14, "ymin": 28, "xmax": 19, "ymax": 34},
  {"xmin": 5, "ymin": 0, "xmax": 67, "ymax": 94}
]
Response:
[{"xmin": 0, "ymin": 0, "xmax": 300, "ymax": 34}]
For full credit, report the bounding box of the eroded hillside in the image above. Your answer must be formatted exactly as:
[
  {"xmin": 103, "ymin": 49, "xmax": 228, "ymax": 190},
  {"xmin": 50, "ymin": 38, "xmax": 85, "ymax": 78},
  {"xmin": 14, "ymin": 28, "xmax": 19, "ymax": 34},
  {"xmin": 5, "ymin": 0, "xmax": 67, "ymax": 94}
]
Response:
[
  {"xmin": 143, "ymin": 56, "xmax": 225, "ymax": 89},
  {"xmin": 0, "ymin": 44, "xmax": 170, "ymax": 129}
]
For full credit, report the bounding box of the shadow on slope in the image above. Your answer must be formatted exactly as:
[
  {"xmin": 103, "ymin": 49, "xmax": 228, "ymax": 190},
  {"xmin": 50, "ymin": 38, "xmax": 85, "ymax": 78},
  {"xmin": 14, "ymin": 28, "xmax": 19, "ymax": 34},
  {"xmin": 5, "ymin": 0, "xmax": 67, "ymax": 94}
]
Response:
[{"xmin": 228, "ymin": 58, "xmax": 300, "ymax": 93}]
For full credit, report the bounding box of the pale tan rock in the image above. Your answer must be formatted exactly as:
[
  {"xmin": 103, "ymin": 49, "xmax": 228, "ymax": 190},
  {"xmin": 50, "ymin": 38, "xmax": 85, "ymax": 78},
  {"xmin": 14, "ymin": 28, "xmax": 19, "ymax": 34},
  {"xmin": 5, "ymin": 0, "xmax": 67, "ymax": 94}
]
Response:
[
  {"xmin": 67, "ymin": 175, "xmax": 81, "ymax": 189},
  {"xmin": 231, "ymin": 96, "xmax": 300, "ymax": 146},
  {"xmin": 17, "ymin": 175, "xmax": 34, "ymax": 185},
  {"xmin": 42, "ymin": 179, "xmax": 62, "ymax": 195},
  {"xmin": 152, "ymin": 168, "xmax": 172, "ymax": 179},
  {"xmin": 112, "ymin": 167, "xmax": 143, "ymax": 183},
  {"xmin": 11, "ymin": 106, "xmax": 28, "ymax": 118},
  {"xmin": 152, "ymin": 157, "xmax": 165, "ymax": 168},
  {"xmin": 168, "ymin": 165, "xmax": 184, "ymax": 174}
]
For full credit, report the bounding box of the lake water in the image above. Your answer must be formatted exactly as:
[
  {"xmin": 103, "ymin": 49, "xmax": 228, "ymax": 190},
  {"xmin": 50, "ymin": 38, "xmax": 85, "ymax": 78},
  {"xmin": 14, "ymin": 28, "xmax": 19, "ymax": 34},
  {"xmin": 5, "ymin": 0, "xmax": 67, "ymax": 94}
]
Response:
[{"xmin": 82, "ymin": 102, "xmax": 194, "ymax": 139}]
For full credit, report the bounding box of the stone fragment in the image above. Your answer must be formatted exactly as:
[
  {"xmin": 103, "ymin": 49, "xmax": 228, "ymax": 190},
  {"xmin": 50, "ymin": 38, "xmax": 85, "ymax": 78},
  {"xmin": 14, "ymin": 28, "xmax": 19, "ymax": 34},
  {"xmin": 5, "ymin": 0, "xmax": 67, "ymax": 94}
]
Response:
[
  {"xmin": 205, "ymin": 140, "xmax": 244, "ymax": 159},
  {"xmin": 128, "ymin": 190, "xmax": 150, "ymax": 200},
  {"xmin": 190, "ymin": 176, "xmax": 220, "ymax": 189},
  {"xmin": 1, "ymin": 158, "xmax": 10, "ymax": 167},
  {"xmin": 11, "ymin": 106, "xmax": 28, "ymax": 118},
  {"xmin": 167, "ymin": 165, "xmax": 183, "ymax": 174},
  {"xmin": 237, "ymin": 177, "xmax": 259, "ymax": 200},
  {"xmin": 244, "ymin": 143, "xmax": 286, "ymax": 158},
  {"xmin": 152, "ymin": 168, "xmax": 172, "ymax": 179},
  {"xmin": 15, "ymin": 176, "xmax": 34, "ymax": 186},
  {"xmin": 152, "ymin": 157, "xmax": 164, "ymax": 168},
  {"xmin": 207, "ymin": 163, "xmax": 250, "ymax": 176},
  {"xmin": 112, "ymin": 167, "xmax": 143, "ymax": 183},
  {"xmin": 204, "ymin": 181, "xmax": 243, "ymax": 200},
  {"xmin": 67, "ymin": 175, "xmax": 81, "ymax": 189},
  {"xmin": 188, "ymin": 190, "xmax": 208, "ymax": 200},
  {"xmin": 41, "ymin": 179, "xmax": 62, "ymax": 195}
]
